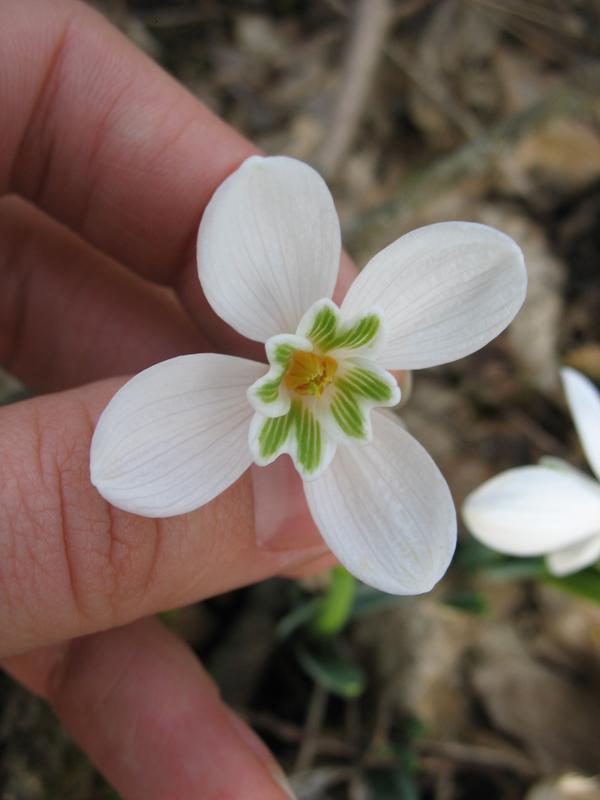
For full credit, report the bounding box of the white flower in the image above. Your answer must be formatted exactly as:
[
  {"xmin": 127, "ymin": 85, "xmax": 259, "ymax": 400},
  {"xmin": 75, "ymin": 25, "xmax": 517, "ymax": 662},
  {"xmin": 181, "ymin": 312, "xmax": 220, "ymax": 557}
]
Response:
[
  {"xmin": 463, "ymin": 367, "xmax": 600, "ymax": 577},
  {"xmin": 90, "ymin": 155, "xmax": 526, "ymax": 595}
]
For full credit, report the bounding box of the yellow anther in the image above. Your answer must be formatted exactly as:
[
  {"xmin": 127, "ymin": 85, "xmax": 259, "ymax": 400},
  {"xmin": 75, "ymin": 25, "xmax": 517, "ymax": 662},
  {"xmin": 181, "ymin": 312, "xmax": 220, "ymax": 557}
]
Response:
[{"xmin": 284, "ymin": 351, "xmax": 337, "ymax": 397}]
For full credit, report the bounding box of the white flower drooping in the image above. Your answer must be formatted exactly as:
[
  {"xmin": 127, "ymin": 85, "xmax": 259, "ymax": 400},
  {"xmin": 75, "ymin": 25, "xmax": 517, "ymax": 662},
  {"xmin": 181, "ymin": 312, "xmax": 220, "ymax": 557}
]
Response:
[
  {"xmin": 90, "ymin": 155, "xmax": 527, "ymax": 595},
  {"xmin": 463, "ymin": 368, "xmax": 600, "ymax": 576}
]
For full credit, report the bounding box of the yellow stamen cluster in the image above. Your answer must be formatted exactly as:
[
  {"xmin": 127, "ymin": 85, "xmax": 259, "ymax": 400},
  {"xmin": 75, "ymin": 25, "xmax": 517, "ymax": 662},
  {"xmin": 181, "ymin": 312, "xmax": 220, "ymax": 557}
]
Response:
[{"xmin": 284, "ymin": 350, "xmax": 337, "ymax": 397}]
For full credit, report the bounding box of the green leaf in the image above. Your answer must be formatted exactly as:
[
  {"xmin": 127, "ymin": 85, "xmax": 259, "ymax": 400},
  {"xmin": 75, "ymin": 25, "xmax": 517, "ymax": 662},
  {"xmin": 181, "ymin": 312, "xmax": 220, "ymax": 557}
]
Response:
[
  {"xmin": 275, "ymin": 599, "xmax": 320, "ymax": 641},
  {"xmin": 482, "ymin": 557, "xmax": 545, "ymax": 581},
  {"xmin": 442, "ymin": 589, "xmax": 489, "ymax": 615},
  {"xmin": 453, "ymin": 539, "xmax": 504, "ymax": 572},
  {"xmin": 351, "ymin": 584, "xmax": 406, "ymax": 617},
  {"xmin": 367, "ymin": 769, "xmax": 419, "ymax": 800},
  {"xmin": 296, "ymin": 644, "xmax": 366, "ymax": 699},
  {"xmin": 543, "ymin": 567, "xmax": 600, "ymax": 603}
]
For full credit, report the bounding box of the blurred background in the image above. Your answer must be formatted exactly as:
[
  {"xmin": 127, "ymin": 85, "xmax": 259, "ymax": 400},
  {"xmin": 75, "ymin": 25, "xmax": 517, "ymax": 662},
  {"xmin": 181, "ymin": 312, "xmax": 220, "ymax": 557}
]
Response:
[{"xmin": 1, "ymin": 1, "xmax": 599, "ymax": 798}]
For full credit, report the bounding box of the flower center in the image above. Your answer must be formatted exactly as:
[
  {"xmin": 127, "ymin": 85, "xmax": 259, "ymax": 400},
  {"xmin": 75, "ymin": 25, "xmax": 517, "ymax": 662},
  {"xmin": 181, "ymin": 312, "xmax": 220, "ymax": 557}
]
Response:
[{"xmin": 284, "ymin": 350, "xmax": 337, "ymax": 397}]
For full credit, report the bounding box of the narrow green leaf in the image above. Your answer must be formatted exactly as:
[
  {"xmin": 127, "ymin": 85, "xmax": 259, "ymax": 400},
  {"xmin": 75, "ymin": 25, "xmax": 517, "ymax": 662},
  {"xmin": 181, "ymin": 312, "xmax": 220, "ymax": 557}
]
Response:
[
  {"xmin": 352, "ymin": 584, "xmax": 407, "ymax": 617},
  {"xmin": 367, "ymin": 769, "xmax": 419, "ymax": 800},
  {"xmin": 276, "ymin": 599, "xmax": 320, "ymax": 641},
  {"xmin": 442, "ymin": 590, "xmax": 489, "ymax": 615},
  {"xmin": 543, "ymin": 567, "xmax": 600, "ymax": 603},
  {"xmin": 296, "ymin": 644, "xmax": 366, "ymax": 699},
  {"xmin": 482, "ymin": 558, "xmax": 545, "ymax": 581}
]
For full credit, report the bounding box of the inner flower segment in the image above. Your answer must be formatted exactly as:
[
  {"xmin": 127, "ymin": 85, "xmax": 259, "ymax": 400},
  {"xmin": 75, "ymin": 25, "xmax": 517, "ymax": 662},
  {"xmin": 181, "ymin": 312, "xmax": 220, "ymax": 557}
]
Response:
[
  {"xmin": 247, "ymin": 300, "xmax": 401, "ymax": 480},
  {"xmin": 284, "ymin": 350, "xmax": 337, "ymax": 397}
]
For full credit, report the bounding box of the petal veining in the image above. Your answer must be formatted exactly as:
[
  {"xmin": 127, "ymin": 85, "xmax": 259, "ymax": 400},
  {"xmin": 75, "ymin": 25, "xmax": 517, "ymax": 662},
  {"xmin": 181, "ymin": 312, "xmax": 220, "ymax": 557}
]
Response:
[
  {"xmin": 249, "ymin": 402, "xmax": 337, "ymax": 480},
  {"xmin": 561, "ymin": 367, "xmax": 600, "ymax": 481},
  {"xmin": 296, "ymin": 298, "xmax": 385, "ymax": 357},
  {"xmin": 304, "ymin": 411, "xmax": 457, "ymax": 594},
  {"xmin": 91, "ymin": 354, "xmax": 264, "ymax": 517},
  {"xmin": 463, "ymin": 465, "xmax": 600, "ymax": 556},
  {"xmin": 197, "ymin": 156, "xmax": 341, "ymax": 343},
  {"xmin": 320, "ymin": 357, "xmax": 400, "ymax": 445},
  {"xmin": 341, "ymin": 221, "xmax": 527, "ymax": 370}
]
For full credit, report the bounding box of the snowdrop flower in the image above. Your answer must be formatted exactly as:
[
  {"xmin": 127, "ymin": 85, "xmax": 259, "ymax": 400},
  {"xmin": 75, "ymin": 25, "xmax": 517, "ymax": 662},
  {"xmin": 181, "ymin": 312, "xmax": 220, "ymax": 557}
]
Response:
[
  {"xmin": 463, "ymin": 368, "xmax": 600, "ymax": 576},
  {"xmin": 91, "ymin": 156, "xmax": 526, "ymax": 595}
]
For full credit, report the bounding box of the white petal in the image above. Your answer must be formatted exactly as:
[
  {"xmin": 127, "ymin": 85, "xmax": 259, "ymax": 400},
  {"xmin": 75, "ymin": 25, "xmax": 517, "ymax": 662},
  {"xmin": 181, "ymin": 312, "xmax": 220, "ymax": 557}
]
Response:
[
  {"xmin": 537, "ymin": 455, "xmax": 581, "ymax": 474},
  {"xmin": 561, "ymin": 367, "xmax": 600, "ymax": 481},
  {"xmin": 463, "ymin": 466, "xmax": 600, "ymax": 556},
  {"xmin": 197, "ymin": 156, "xmax": 341, "ymax": 343},
  {"xmin": 91, "ymin": 354, "xmax": 264, "ymax": 517},
  {"xmin": 341, "ymin": 221, "xmax": 527, "ymax": 370},
  {"xmin": 546, "ymin": 533, "xmax": 600, "ymax": 576},
  {"xmin": 304, "ymin": 411, "xmax": 456, "ymax": 594}
]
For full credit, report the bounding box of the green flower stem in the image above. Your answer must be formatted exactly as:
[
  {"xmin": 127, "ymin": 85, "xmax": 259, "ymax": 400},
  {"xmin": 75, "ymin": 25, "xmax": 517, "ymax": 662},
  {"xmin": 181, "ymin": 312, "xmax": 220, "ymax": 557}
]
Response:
[{"xmin": 311, "ymin": 566, "xmax": 357, "ymax": 638}]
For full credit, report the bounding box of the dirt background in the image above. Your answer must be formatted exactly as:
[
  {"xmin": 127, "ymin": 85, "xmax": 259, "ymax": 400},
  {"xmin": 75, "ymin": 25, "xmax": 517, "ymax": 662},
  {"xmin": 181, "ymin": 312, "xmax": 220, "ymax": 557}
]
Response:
[{"xmin": 1, "ymin": 1, "xmax": 600, "ymax": 798}]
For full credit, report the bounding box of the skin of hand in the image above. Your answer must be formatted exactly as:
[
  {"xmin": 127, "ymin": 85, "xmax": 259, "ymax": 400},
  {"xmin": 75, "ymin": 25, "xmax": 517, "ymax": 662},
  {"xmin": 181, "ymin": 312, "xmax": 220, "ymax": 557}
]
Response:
[{"xmin": 0, "ymin": 1, "xmax": 368, "ymax": 797}]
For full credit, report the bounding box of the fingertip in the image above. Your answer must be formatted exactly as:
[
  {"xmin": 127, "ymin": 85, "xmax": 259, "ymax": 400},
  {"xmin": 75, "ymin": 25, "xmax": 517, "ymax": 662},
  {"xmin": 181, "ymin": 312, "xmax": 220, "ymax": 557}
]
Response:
[{"xmin": 250, "ymin": 459, "xmax": 326, "ymax": 554}]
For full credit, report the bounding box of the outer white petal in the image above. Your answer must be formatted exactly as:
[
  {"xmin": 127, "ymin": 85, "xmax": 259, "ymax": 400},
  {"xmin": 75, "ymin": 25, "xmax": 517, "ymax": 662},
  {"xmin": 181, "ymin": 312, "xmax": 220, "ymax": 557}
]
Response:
[
  {"xmin": 546, "ymin": 533, "xmax": 600, "ymax": 576},
  {"xmin": 197, "ymin": 155, "xmax": 341, "ymax": 343},
  {"xmin": 463, "ymin": 466, "xmax": 600, "ymax": 556},
  {"xmin": 561, "ymin": 367, "xmax": 600, "ymax": 481},
  {"xmin": 341, "ymin": 221, "xmax": 526, "ymax": 370},
  {"xmin": 91, "ymin": 354, "xmax": 264, "ymax": 517},
  {"xmin": 304, "ymin": 411, "xmax": 456, "ymax": 594}
]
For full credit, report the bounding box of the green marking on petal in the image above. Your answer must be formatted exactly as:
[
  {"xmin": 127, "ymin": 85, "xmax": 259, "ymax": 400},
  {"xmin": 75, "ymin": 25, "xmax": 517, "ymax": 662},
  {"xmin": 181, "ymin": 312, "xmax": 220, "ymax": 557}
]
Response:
[
  {"xmin": 297, "ymin": 402, "xmax": 322, "ymax": 473},
  {"xmin": 307, "ymin": 306, "xmax": 381, "ymax": 353},
  {"xmin": 331, "ymin": 395, "xmax": 365, "ymax": 439},
  {"xmin": 274, "ymin": 343, "xmax": 296, "ymax": 366},
  {"xmin": 257, "ymin": 401, "xmax": 324, "ymax": 474},
  {"xmin": 258, "ymin": 410, "xmax": 294, "ymax": 458},
  {"xmin": 340, "ymin": 367, "xmax": 393, "ymax": 403},
  {"xmin": 252, "ymin": 343, "xmax": 298, "ymax": 405},
  {"xmin": 329, "ymin": 366, "xmax": 394, "ymax": 441},
  {"xmin": 256, "ymin": 379, "xmax": 282, "ymax": 403},
  {"xmin": 307, "ymin": 305, "xmax": 338, "ymax": 350}
]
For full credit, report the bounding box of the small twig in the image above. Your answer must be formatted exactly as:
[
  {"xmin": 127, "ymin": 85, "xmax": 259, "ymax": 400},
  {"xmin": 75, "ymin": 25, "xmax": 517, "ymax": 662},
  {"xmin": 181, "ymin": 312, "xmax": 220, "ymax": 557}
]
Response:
[
  {"xmin": 294, "ymin": 683, "xmax": 329, "ymax": 772},
  {"xmin": 416, "ymin": 739, "xmax": 540, "ymax": 778},
  {"xmin": 247, "ymin": 710, "xmax": 355, "ymax": 757},
  {"xmin": 319, "ymin": 0, "xmax": 393, "ymax": 178},
  {"xmin": 136, "ymin": 6, "xmax": 218, "ymax": 29},
  {"xmin": 506, "ymin": 409, "xmax": 566, "ymax": 455},
  {"xmin": 383, "ymin": 39, "xmax": 483, "ymax": 140}
]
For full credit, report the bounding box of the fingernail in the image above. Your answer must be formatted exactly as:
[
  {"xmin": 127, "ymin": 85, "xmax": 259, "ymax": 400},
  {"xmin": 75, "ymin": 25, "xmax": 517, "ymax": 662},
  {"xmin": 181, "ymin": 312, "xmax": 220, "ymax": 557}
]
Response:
[
  {"xmin": 251, "ymin": 459, "xmax": 326, "ymax": 555},
  {"xmin": 226, "ymin": 709, "xmax": 297, "ymax": 798}
]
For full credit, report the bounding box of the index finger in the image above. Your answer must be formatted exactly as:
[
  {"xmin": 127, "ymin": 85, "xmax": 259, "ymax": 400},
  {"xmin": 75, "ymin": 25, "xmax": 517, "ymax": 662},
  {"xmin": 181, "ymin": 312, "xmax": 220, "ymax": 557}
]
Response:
[{"xmin": 1, "ymin": 0, "xmax": 356, "ymax": 321}]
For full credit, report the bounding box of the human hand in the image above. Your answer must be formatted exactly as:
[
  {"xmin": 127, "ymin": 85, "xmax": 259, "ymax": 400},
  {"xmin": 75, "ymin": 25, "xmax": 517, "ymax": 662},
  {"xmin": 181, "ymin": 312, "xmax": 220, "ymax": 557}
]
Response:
[{"xmin": 0, "ymin": 1, "xmax": 359, "ymax": 796}]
